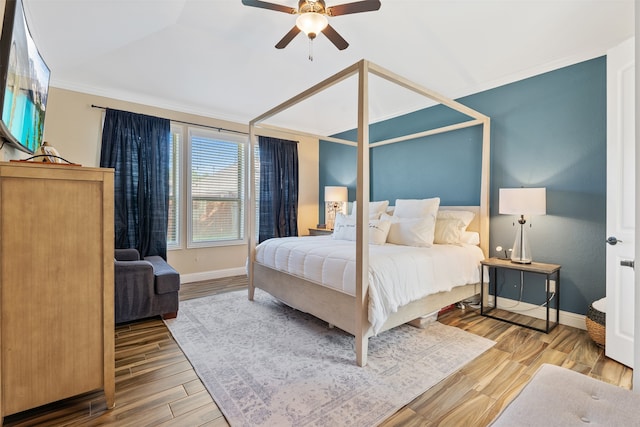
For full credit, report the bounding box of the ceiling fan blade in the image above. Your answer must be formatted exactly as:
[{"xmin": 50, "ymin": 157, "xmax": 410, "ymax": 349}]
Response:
[
  {"xmin": 275, "ymin": 26, "xmax": 301, "ymax": 49},
  {"xmin": 321, "ymin": 24, "xmax": 349, "ymax": 50},
  {"xmin": 327, "ymin": 0, "xmax": 381, "ymax": 16},
  {"xmin": 241, "ymin": 0, "xmax": 296, "ymax": 14}
]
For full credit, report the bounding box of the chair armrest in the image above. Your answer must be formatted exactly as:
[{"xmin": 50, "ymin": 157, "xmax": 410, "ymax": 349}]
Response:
[
  {"xmin": 115, "ymin": 248, "xmax": 140, "ymax": 261},
  {"xmin": 114, "ymin": 259, "xmax": 155, "ymax": 322},
  {"xmin": 144, "ymin": 256, "xmax": 181, "ymax": 294},
  {"xmin": 114, "ymin": 260, "xmax": 154, "ymax": 281},
  {"xmin": 114, "ymin": 260, "xmax": 155, "ymax": 292}
]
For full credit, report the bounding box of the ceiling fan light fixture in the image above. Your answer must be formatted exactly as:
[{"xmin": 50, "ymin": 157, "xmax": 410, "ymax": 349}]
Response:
[{"xmin": 296, "ymin": 12, "xmax": 328, "ymax": 39}]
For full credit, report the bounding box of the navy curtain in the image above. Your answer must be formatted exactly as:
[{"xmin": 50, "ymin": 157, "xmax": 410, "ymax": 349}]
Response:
[
  {"xmin": 99, "ymin": 109, "xmax": 170, "ymax": 259},
  {"xmin": 258, "ymin": 136, "xmax": 299, "ymax": 243}
]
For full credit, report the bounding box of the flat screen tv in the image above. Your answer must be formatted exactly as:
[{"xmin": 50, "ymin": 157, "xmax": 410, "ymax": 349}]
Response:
[{"xmin": 0, "ymin": 0, "xmax": 50, "ymax": 154}]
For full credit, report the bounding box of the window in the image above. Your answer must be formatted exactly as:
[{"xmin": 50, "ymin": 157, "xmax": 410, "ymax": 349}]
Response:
[
  {"xmin": 188, "ymin": 128, "xmax": 248, "ymax": 246},
  {"xmin": 254, "ymin": 144, "xmax": 260, "ymax": 240},
  {"xmin": 167, "ymin": 124, "xmax": 183, "ymax": 249},
  {"xmin": 166, "ymin": 124, "xmax": 256, "ymax": 249}
]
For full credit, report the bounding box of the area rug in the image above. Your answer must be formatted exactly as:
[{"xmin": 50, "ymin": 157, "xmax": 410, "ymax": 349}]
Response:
[{"xmin": 165, "ymin": 289, "xmax": 494, "ymax": 427}]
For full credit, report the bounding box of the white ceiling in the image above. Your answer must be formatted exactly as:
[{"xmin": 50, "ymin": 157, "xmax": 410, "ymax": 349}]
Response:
[{"xmin": 24, "ymin": 0, "xmax": 634, "ymax": 136}]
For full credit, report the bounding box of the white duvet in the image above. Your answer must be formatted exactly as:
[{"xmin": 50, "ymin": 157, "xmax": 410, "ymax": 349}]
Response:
[{"xmin": 254, "ymin": 236, "xmax": 485, "ymax": 333}]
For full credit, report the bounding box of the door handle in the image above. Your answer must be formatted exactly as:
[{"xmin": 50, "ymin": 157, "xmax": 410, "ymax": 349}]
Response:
[
  {"xmin": 607, "ymin": 236, "xmax": 622, "ymax": 245},
  {"xmin": 620, "ymin": 260, "xmax": 635, "ymax": 269}
]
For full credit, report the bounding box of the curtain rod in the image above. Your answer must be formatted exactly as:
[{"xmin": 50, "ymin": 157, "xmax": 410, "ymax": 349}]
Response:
[{"xmin": 90, "ymin": 104, "xmax": 248, "ymax": 136}]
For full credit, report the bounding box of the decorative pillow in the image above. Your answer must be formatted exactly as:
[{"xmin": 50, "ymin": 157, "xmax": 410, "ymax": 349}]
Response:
[
  {"xmin": 369, "ymin": 220, "xmax": 391, "ymax": 245},
  {"xmin": 350, "ymin": 200, "xmax": 390, "ymax": 220},
  {"xmin": 381, "ymin": 213, "xmax": 436, "ymax": 247},
  {"xmin": 393, "ymin": 198, "xmax": 440, "ymax": 218},
  {"xmin": 434, "ymin": 210, "xmax": 475, "ymax": 244},
  {"xmin": 332, "ymin": 213, "xmax": 390, "ymax": 245},
  {"xmin": 459, "ymin": 231, "xmax": 480, "ymax": 245}
]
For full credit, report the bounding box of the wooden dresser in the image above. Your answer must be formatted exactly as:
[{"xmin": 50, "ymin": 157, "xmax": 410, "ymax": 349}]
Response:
[{"xmin": 0, "ymin": 162, "xmax": 115, "ymax": 421}]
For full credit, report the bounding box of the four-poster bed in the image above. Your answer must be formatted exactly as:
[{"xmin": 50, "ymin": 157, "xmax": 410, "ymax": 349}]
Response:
[{"xmin": 247, "ymin": 60, "xmax": 491, "ymax": 366}]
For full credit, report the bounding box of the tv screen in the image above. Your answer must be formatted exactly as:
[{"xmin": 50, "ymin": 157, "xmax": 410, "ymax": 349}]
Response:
[{"xmin": 0, "ymin": 0, "xmax": 50, "ymax": 154}]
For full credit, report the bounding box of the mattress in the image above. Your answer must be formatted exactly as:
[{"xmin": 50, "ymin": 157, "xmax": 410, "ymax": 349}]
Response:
[{"xmin": 254, "ymin": 236, "xmax": 485, "ymax": 333}]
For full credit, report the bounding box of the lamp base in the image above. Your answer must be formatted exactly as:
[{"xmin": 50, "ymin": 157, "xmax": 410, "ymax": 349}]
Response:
[{"xmin": 511, "ymin": 223, "xmax": 533, "ymax": 264}]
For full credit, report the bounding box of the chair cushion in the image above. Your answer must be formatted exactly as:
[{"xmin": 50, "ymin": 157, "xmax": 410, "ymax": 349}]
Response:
[{"xmin": 144, "ymin": 256, "xmax": 180, "ymax": 295}]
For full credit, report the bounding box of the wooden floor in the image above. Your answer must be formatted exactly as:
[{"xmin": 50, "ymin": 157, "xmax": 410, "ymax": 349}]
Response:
[{"xmin": 4, "ymin": 276, "xmax": 631, "ymax": 426}]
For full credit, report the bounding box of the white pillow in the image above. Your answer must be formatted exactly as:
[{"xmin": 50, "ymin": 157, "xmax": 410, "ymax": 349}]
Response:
[
  {"xmin": 350, "ymin": 200, "xmax": 389, "ymax": 220},
  {"xmin": 369, "ymin": 220, "xmax": 391, "ymax": 245},
  {"xmin": 394, "ymin": 198, "xmax": 440, "ymax": 218},
  {"xmin": 459, "ymin": 231, "xmax": 480, "ymax": 245},
  {"xmin": 434, "ymin": 210, "xmax": 476, "ymax": 244},
  {"xmin": 332, "ymin": 213, "xmax": 390, "ymax": 245},
  {"xmin": 381, "ymin": 213, "xmax": 436, "ymax": 247}
]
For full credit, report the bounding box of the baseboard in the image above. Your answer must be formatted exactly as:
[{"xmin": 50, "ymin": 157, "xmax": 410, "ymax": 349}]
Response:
[
  {"xmin": 492, "ymin": 296, "xmax": 586, "ymax": 330},
  {"xmin": 180, "ymin": 267, "xmax": 246, "ymax": 284},
  {"xmin": 178, "ymin": 273, "xmax": 587, "ymax": 330}
]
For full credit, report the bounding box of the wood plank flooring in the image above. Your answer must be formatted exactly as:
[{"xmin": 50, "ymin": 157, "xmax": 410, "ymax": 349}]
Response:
[{"xmin": 3, "ymin": 276, "xmax": 631, "ymax": 426}]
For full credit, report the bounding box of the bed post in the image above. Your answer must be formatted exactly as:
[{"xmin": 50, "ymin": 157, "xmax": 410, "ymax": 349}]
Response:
[
  {"xmin": 247, "ymin": 59, "xmax": 491, "ymax": 367},
  {"xmin": 248, "ymin": 121, "xmax": 257, "ymax": 301},
  {"xmin": 355, "ymin": 60, "xmax": 371, "ymax": 367},
  {"xmin": 479, "ymin": 118, "xmax": 491, "ymax": 257}
]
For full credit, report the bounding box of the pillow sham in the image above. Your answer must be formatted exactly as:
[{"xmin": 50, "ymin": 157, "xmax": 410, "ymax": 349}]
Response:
[
  {"xmin": 350, "ymin": 200, "xmax": 390, "ymax": 220},
  {"xmin": 394, "ymin": 197, "xmax": 440, "ymax": 219},
  {"xmin": 434, "ymin": 210, "xmax": 476, "ymax": 244},
  {"xmin": 333, "ymin": 213, "xmax": 391, "ymax": 245},
  {"xmin": 381, "ymin": 213, "xmax": 436, "ymax": 247},
  {"xmin": 459, "ymin": 231, "xmax": 480, "ymax": 245}
]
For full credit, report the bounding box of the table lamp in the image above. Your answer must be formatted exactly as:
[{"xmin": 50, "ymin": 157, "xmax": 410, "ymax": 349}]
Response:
[
  {"xmin": 324, "ymin": 186, "xmax": 348, "ymax": 229},
  {"xmin": 499, "ymin": 187, "xmax": 546, "ymax": 264}
]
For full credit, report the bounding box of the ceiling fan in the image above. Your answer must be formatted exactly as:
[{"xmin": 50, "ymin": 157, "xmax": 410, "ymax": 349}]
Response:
[{"xmin": 241, "ymin": 0, "xmax": 381, "ymax": 56}]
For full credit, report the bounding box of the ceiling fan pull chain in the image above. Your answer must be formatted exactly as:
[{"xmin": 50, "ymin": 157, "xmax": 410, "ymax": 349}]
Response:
[{"xmin": 308, "ymin": 38, "xmax": 314, "ymax": 61}]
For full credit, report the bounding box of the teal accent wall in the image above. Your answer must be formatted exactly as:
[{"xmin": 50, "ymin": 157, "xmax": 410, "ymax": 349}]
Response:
[{"xmin": 319, "ymin": 56, "xmax": 606, "ymax": 315}]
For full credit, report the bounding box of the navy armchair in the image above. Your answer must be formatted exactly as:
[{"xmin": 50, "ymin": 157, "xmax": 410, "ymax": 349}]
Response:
[{"xmin": 114, "ymin": 248, "xmax": 180, "ymax": 324}]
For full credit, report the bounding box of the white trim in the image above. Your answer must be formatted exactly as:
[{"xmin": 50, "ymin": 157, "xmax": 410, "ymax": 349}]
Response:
[
  {"xmin": 52, "ymin": 80, "xmax": 252, "ymax": 129},
  {"xmin": 49, "ymin": 47, "xmax": 609, "ymax": 138},
  {"xmin": 180, "ymin": 267, "xmax": 246, "ymax": 284},
  {"xmin": 185, "ymin": 127, "xmax": 250, "ymax": 248},
  {"xmin": 179, "ymin": 274, "xmax": 589, "ymax": 329},
  {"xmin": 493, "ymin": 296, "xmax": 586, "ymax": 330},
  {"xmin": 167, "ymin": 123, "xmax": 184, "ymax": 251}
]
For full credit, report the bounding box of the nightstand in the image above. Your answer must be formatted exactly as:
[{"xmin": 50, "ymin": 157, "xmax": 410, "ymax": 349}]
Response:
[
  {"xmin": 480, "ymin": 257, "xmax": 561, "ymax": 333},
  {"xmin": 308, "ymin": 228, "xmax": 333, "ymax": 236}
]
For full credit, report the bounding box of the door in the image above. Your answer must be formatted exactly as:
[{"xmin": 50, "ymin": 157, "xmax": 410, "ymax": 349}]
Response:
[{"xmin": 606, "ymin": 37, "xmax": 635, "ymax": 368}]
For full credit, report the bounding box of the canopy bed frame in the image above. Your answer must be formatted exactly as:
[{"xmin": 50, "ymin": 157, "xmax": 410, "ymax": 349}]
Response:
[{"xmin": 247, "ymin": 60, "xmax": 490, "ymax": 366}]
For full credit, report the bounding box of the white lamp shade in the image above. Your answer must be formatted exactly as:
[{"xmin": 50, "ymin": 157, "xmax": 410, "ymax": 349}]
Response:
[
  {"xmin": 324, "ymin": 186, "xmax": 348, "ymax": 202},
  {"xmin": 296, "ymin": 12, "xmax": 328, "ymax": 37},
  {"xmin": 499, "ymin": 188, "xmax": 546, "ymax": 216}
]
